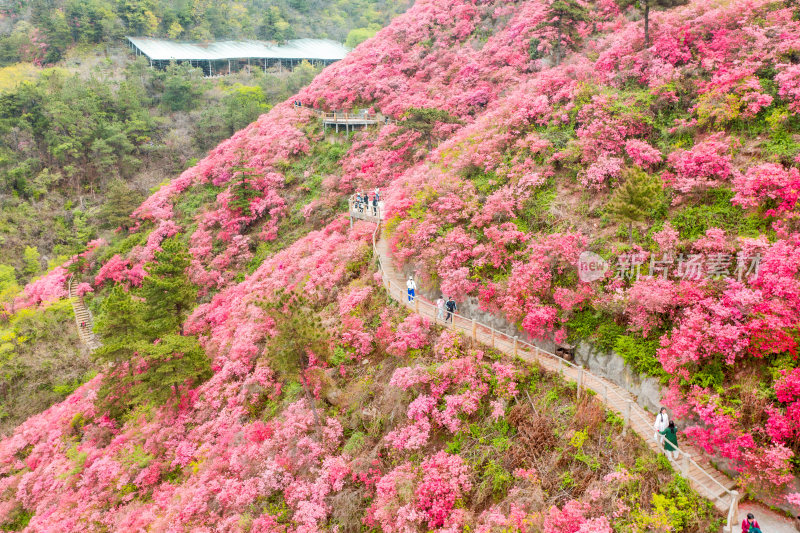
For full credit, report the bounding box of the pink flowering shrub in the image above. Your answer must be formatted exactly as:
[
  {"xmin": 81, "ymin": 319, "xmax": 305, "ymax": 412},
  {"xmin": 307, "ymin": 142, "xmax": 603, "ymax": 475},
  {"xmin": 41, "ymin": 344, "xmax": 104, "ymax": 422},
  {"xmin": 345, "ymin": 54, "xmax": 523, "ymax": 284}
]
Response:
[
  {"xmin": 366, "ymin": 452, "xmax": 470, "ymax": 532},
  {"xmin": 663, "ymin": 134, "xmax": 735, "ymax": 194},
  {"xmin": 7, "ymin": 0, "xmax": 800, "ymax": 526},
  {"xmin": 777, "ymin": 64, "xmax": 800, "ymax": 114},
  {"xmin": 733, "ymin": 163, "xmax": 800, "ymax": 215}
]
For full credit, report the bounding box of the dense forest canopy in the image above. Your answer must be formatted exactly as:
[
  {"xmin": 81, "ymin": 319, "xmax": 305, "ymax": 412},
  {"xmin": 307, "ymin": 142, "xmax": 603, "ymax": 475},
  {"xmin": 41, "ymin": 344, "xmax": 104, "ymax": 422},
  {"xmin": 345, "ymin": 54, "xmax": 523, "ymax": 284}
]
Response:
[{"xmin": 0, "ymin": 0, "xmax": 411, "ymax": 65}]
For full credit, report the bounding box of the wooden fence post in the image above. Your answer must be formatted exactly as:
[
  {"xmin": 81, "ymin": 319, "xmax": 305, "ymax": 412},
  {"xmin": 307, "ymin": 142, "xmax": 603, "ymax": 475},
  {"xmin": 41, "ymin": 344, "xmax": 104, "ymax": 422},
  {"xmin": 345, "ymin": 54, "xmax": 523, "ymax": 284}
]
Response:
[
  {"xmin": 471, "ymin": 319, "xmax": 477, "ymax": 340},
  {"xmin": 513, "ymin": 336, "xmax": 518, "ymax": 357},
  {"xmin": 680, "ymin": 452, "xmax": 689, "ymax": 477},
  {"xmin": 490, "ymin": 327, "xmax": 495, "ymax": 348},
  {"xmin": 726, "ymin": 491, "xmax": 740, "ymax": 533},
  {"xmin": 577, "ymin": 367, "xmax": 584, "ymax": 399},
  {"xmin": 414, "ymin": 298, "xmax": 419, "ymax": 314},
  {"xmin": 622, "ymin": 399, "xmax": 632, "ymax": 436}
]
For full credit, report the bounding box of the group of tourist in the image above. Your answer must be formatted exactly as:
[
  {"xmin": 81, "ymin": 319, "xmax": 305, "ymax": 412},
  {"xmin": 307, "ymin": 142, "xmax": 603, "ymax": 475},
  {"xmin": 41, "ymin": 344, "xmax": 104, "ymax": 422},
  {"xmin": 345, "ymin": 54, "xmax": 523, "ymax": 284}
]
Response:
[
  {"xmin": 404, "ymin": 277, "xmax": 457, "ymax": 323},
  {"xmin": 353, "ymin": 188, "xmax": 380, "ymax": 217}
]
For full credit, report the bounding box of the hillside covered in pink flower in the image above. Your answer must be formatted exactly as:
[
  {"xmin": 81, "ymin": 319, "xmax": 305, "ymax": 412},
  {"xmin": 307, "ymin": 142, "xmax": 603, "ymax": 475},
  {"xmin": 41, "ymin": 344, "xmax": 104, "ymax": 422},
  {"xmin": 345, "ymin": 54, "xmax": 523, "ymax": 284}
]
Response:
[{"xmin": 3, "ymin": 0, "xmax": 800, "ymax": 530}]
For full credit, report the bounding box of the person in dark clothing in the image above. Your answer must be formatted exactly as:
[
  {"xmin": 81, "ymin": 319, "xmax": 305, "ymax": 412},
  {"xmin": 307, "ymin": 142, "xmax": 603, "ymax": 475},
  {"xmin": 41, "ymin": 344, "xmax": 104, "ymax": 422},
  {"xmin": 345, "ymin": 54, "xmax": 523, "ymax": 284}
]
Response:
[
  {"xmin": 742, "ymin": 513, "xmax": 762, "ymax": 533},
  {"xmin": 372, "ymin": 194, "xmax": 378, "ymax": 217},
  {"xmin": 445, "ymin": 297, "xmax": 457, "ymax": 323},
  {"xmin": 659, "ymin": 421, "xmax": 679, "ymax": 460}
]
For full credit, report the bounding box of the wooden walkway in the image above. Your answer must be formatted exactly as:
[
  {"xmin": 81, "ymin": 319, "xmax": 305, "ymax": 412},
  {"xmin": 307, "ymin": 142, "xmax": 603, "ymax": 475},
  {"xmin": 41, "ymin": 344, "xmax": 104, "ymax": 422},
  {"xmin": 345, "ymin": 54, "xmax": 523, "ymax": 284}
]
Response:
[
  {"xmin": 350, "ymin": 202, "xmax": 742, "ymax": 533},
  {"xmin": 67, "ymin": 276, "xmax": 102, "ymax": 352}
]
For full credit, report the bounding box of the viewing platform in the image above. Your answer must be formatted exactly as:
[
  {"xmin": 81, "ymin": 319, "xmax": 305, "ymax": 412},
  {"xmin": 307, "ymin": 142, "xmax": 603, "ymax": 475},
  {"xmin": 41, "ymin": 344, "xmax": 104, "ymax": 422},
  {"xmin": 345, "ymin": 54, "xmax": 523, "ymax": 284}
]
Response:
[{"xmin": 320, "ymin": 111, "xmax": 394, "ymax": 133}]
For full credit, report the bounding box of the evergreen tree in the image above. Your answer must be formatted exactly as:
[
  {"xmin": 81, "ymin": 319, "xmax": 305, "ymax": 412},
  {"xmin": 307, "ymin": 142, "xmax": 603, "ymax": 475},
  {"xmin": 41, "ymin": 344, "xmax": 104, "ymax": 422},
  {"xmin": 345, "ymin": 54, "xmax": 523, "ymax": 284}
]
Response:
[
  {"xmin": 92, "ymin": 285, "xmax": 143, "ymax": 367},
  {"xmin": 540, "ymin": 0, "xmax": 589, "ymax": 66},
  {"xmin": 228, "ymin": 164, "xmax": 262, "ymax": 218},
  {"xmin": 139, "ymin": 236, "xmax": 196, "ymax": 336},
  {"xmin": 606, "ymin": 168, "xmax": 663, "ymax": 245},
  {"xmin": 397, "ymin": 107, "xmax": 463, "ymax": 151},
  {"xmin": 95, "ymin": 235, "xmax": 210, "ymax": 414},
  {"xmin": 123, "ymin": 333, "xmax": 210, "ymax": 404},
  {"xmin": 260, "ymin": 290, "xmax": 329, "ymax": 434},
  {"xmin": 98, "ymin": 180, "xmax": 144, "ymax": 231},
  {"xmin": 159, "ymin": 62, "xmax": 204, "ymax": 112}
]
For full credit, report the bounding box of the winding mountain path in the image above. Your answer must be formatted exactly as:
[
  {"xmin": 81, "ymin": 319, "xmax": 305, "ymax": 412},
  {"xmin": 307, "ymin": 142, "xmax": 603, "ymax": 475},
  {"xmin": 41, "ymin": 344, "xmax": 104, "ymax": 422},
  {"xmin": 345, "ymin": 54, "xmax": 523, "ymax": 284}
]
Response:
[
  {"xmin": 353, "ymin": 202, "xmax": 794, "ymax": 533},
  {"xmin": 67, "ymin": 276, "xmax": 102, "ymax": 352}
]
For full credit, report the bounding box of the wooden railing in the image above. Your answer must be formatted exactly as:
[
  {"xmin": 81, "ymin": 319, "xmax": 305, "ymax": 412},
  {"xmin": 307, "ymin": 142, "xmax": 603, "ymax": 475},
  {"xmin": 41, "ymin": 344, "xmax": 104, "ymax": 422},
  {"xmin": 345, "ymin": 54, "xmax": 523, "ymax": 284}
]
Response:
[
  {"xmin": 353, "ymin": 205, "xmax": 741, "ymax": 532},
  {"xmin": 308, "ymin": 107, "xmax": 396, "ymax": 128}
]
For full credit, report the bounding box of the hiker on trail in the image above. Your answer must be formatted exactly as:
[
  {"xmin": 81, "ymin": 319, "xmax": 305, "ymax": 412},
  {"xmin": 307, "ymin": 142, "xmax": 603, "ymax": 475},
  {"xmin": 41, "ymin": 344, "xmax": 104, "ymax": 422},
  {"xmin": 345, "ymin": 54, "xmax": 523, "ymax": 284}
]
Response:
[
  {"xmin": 372, "ymin": 193, "xmax": 379, "ymax": 217},
  {"xmin": 436, "ymin": 296, "xmax": 445, "ymax": 320},
  {"xmin": 80, "ymin": 321, "xmax": 86, "ymax": 329},
  {"xmin": 363, "ymin": 192, "xmax": 370, "ymax": 212},
  {"xmin": 653, "ymin": 407, "xmax": 669, "ymax": 447},
  {"xmin": 742, "ymin": 513, "xmax": 762, "ymax": 533},
  {"xmin": 356, "ymin": 192, "xmax": 364, "ymax": 213},
  {"xmin": 407, "ymin": 276, "xmax": 416, "ymax": 302},
  {"xmin": 659, "ymin": 421, "xmax": 679, "ymax": 460},
  {"xmin": 445, "ymin": 296, "xmax": 457, "ymax": 323}
]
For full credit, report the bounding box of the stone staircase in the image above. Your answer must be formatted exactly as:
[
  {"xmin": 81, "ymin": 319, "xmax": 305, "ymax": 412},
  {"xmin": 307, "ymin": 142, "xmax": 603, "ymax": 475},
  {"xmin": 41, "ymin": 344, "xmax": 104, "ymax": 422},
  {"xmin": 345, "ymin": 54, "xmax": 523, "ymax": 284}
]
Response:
[{"xmin": 67, "ymin": 276, "xmax": 102, "ymax": 352}]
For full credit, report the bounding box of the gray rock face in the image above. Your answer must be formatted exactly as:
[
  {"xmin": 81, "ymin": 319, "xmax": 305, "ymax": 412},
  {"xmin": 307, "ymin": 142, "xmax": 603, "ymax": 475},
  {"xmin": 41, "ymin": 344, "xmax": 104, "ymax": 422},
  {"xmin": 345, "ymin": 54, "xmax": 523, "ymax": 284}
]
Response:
[{"xmin": 573, "ymin": 341, "xmax": 663, "ymax": 413}]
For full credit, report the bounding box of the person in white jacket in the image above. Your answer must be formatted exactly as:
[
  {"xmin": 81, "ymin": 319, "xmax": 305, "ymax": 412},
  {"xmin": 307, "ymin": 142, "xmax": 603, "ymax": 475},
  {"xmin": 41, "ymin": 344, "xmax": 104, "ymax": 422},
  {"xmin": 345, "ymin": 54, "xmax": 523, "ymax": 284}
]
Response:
[
  {"xmin": 653, "ymin": 407, "xmax": 669, "ymax": 448},
  {"xmin": 407, "ymin": 276, "xmax": 416, "ymax": 302}
]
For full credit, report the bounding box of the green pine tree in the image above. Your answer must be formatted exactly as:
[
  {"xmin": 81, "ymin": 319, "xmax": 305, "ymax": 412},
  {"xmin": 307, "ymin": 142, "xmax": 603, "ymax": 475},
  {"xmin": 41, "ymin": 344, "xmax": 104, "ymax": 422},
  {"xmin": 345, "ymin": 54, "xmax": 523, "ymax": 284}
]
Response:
[
  {"xmin": 397, "ymin": 107, "xmax": 463, "ymax": 151},
  {"xmin": 95, "ymin": 236, "xmax": 210, "ymax": 415},
  {"xmin": 93, "ymin": 285, "xmax": 143, "ymax": 367},
  {"xmin": 228, "ymin": 164, "xmax": 262, "ymax": 218},
  {"xmin": 138, "ymin": 236, "xmax": 196, "ymax": 337},
  {"xmin": 606, "ymin": 168, "xmax": 663, "ymax": 246},
  {"xmin": 539, "ymin": 0, "xmax": 589, "ymax": 66},
  {"xmin": 98, "ymin": 180, "xmax": 144, "ymax": 231},
  {"xmin": 260, "ymin": 290, "xmax": 329, "ymax": 434},
  {"xmin": 123, "ymin": 334, "xmax": 210, "ymax": 405}
]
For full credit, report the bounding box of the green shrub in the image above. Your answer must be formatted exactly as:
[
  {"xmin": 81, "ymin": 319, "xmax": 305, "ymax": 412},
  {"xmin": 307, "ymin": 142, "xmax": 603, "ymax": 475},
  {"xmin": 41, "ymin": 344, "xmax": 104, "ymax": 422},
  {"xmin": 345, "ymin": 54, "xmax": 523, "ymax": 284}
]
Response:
[
  {"xmin": 0, "ymin": 506, "xmax": 33, "ymax": 531},
  {"xmin": 670, "ymin": 188, "xmax": 766, "ymax": 240},
  {"xmin": 343, "ymin": 431, "xmax": 366, "ymax": 455},
  {"xmin": 613, "ymin": 335, "xmax": 667, "ymax": 378}
]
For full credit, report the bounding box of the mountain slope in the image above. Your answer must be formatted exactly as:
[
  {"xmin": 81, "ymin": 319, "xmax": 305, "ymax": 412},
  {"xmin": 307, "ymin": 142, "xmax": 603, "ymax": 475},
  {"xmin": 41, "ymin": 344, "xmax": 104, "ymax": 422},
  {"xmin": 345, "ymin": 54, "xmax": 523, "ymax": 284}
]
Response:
[{"xmin": 2, "ymin": 0, "xmax": 800, "ymax": 529}]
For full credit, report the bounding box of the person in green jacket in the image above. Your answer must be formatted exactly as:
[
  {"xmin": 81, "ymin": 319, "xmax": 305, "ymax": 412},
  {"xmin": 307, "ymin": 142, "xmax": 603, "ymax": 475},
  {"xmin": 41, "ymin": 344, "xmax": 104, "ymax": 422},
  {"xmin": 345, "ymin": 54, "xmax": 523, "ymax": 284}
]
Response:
[{"xmin": 660, "ymin": 421, "xmax": 679, "ymax": 460}]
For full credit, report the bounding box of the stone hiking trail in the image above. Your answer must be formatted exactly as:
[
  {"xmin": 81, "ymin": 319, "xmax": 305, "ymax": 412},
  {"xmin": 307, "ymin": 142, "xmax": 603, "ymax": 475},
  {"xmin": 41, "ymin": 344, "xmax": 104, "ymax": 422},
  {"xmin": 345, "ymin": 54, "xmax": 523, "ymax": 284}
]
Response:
[
  {"xmin": 346, "ymin": 199, "xmax": 797, "ymax": 533},
  {"xmin": 68, "ymin": 276, "xmax": 102, "ymax": 352}
]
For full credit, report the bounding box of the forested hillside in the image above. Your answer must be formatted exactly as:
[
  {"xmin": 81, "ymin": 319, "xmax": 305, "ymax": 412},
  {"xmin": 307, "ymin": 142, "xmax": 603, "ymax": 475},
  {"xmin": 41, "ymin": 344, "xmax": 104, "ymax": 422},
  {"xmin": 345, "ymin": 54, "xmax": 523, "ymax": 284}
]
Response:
[
  {"xmin": 2, "ymin": 0, "xmax": 800, "ymax": 530},
  {"xmin": 0, "ymin": 0, "xmax": 412, "ymax": 64}
]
